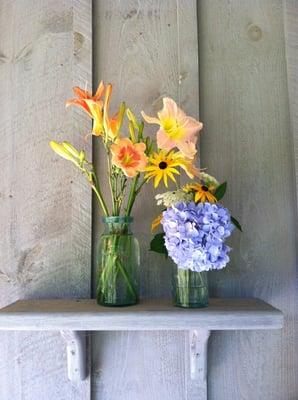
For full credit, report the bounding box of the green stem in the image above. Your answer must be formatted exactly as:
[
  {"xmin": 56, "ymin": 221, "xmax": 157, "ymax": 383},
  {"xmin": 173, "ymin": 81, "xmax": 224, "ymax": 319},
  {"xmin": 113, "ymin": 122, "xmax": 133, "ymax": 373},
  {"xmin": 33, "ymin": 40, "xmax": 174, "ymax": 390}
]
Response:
[
  {"xmin": 116, "ymin": 175, "xmax": 127, "ymax": 215},
  {"xmin": 106, "ymin": 151, "xmax": 117, "ymax": 215},
  {"xmin": 91, "ymin": 184, "xmax": 109, "ymax": 216},
  {"xmin": 80, "ymin": 166, "xmax": 109, "ymax": 217},
  {"xmin": 125, "ymin": 174, "xmax": 139, "ymax": 216},
  {"xmin": 116, "ymin": 258, "xmax": 137, "ymax": 300},
  {"xmin": 135, "ymin": 178, "xmax": 146, "ymax": 194}
]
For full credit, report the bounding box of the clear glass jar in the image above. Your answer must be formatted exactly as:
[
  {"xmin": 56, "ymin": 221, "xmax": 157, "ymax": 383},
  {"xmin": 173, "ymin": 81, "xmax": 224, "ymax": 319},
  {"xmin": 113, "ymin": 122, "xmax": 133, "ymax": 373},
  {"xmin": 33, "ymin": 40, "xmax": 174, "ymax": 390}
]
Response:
[
  {"xmin": 172, "ymin": 266, "xmax": 208, "ymax": 308},
  {"xmin": 96, "ymin": 216, "xmax": 140, "ymax": 306}
]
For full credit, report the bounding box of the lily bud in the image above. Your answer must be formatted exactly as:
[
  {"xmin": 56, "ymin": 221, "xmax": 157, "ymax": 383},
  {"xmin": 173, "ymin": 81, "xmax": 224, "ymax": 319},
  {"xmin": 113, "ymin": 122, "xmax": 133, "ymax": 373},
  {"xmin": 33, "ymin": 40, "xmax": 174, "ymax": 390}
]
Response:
[
  {"xmin": 138, "ymin": 121, "xmax": 144, "ymax": 141},
  {"xmin": 79, "ymin": 150, "xmax": 85, "ymax": 163},
  {"xmin": 62, "ymin": 142, "xmax": 80, "ymax": 159},
  {"xmin": 128, "ymin": 121, "xmax": 136, "ymax": 143},
  {"xmin": 126, "ymin": 108, "xmax": 138, "ymax": 130},
  {"xmin": 50, "ymin": 141, "xmax": 79, "ymax": 165},
  {"xmin": 117, "ymin": 102, "xmax": 126, "ymax": 132}
]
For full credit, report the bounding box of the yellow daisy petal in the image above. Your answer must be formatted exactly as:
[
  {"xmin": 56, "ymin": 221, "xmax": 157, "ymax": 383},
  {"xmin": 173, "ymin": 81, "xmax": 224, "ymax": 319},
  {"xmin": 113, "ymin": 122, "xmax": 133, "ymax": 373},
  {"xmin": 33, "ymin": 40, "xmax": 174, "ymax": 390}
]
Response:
[{"xmin": 154, "ymin": 173, "xmax": 163, "ymax": 188}]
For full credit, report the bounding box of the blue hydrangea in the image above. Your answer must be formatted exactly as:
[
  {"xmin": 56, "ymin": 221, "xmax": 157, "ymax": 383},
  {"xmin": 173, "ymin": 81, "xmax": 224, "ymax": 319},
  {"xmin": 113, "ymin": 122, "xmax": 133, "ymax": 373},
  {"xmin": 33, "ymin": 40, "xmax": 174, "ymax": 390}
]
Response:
[{"xmin": 161, "ymin": 202, "xmax": 234, "ymax": 272}]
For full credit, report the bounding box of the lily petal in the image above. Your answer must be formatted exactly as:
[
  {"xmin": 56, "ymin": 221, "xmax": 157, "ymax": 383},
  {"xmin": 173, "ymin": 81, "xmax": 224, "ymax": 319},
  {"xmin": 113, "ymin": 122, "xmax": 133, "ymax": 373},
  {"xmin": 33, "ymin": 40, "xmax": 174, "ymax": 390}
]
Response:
[
  {"xmin": 94, "ymin": 81, "xmax": 105, "ymax": 100},
  {"xmin": 84, "ymin": 99, "xmax": 104, "ymax": 136},
  {"xmin": 141, "ymin": 111, "xmax": 161, "ymax": 125},
  {"xmin": 156, "ymin": 129, "xmax": 176, "ymax": 151}
]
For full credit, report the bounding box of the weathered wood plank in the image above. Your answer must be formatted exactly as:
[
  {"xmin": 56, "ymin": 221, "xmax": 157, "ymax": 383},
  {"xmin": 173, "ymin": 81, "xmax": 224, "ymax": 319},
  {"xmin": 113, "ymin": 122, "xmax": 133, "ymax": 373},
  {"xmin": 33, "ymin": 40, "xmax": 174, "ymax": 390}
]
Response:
[
  {"xmin": 0, "ymin": 298, "xmax": 283, "ymax": 330},
  {"xmin": 283, "ymin": 1, "xmax": 298, "ymax": 398},
  {"xmin": 92, "ymin": 1, "xmax": 199, "ymax": 399},
  {"xmin": 0, "ymin": 0, "xmax": 92, "ymax": 398},
  {"xmin": 198, "ymin": 0, "xmax": 297, "ymax": 399}
]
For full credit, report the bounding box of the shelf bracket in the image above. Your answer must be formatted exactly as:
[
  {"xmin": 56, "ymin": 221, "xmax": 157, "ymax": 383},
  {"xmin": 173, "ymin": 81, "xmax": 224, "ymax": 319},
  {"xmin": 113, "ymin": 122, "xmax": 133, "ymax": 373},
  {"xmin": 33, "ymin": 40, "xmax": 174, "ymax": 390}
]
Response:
[
  {"xmin": 60, "ymin": 331, "xmax": 87, "ymax": 382},
  {"xmin": 189, "ymin": 329, "xmax": 210, "ymax": 397}
]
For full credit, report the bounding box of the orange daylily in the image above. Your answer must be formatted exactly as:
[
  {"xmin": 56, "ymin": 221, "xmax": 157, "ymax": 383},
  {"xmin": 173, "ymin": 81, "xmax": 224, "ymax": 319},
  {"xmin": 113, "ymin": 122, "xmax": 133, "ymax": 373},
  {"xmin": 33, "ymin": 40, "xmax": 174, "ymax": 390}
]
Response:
[
  {"xmin": 83, "ymin": 100, "xmax": 104, "ymax": 136},
  {"xmin": 110, "ymin": 138, "xmax": 148, "ymax": 177},
  {"xmin": 67, "ymin": 82, "xmax": 125, "ymax": 139},
  {"xmin": 141, "ymin": 97, "xmax": 203, "ymax": 159},
  {"xmin": 66, "ymin": 81, "xmax": 105, "ymax": 117},
  {"xmin": 103, "ymin": 84, "xmax": 125, "ymax": 140}
]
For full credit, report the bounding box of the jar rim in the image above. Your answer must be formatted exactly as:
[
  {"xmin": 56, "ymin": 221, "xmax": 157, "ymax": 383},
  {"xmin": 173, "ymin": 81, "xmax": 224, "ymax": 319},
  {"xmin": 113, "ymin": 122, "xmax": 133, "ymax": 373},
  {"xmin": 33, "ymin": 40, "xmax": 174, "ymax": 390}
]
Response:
[{"xmin": 102, "ymin": 216, "xmax": 133, "ymax": 224}]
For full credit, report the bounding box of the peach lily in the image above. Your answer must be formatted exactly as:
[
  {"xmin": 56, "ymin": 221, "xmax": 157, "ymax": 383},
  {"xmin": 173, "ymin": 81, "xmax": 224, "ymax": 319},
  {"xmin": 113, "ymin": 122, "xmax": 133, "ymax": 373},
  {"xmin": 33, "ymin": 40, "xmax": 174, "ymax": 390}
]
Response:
[
  {"xmin": 171, "ymin": 152, "xmax": 200, "ymax": 179},
  {"xmin": 141, "ymin": 97, "xmax": 203, "ymax": 159},
  {"xmin": 110, "ymin": 138, "xmax": 148, "ymax": 177}
]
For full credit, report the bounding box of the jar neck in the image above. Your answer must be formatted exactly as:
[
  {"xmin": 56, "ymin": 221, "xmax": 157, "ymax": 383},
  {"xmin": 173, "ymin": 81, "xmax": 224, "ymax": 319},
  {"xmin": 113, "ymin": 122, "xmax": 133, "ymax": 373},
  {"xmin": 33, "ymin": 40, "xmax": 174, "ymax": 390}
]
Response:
[{"xmin": 102, "ymin": 216, "xmax": 133, "ymax": 235}]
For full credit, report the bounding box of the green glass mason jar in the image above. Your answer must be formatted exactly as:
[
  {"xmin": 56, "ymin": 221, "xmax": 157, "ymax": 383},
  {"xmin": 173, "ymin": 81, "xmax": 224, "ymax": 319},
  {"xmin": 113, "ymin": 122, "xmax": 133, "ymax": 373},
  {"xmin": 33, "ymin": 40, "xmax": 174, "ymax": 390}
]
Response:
[
  {"xmin": 96, "ymin": 216, "xmax": 140, "ymax": 306},
  {"xmin": 172, "ymin": 266, "xmax": 208, "ymax": 308}
]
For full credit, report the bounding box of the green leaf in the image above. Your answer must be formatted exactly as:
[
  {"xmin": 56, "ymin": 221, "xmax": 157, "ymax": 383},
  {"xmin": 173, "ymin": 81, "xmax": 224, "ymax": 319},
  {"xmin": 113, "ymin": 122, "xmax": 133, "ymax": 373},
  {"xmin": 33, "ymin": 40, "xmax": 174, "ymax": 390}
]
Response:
[
  {"xmin": 231, "ymin": 216, "xmax": 242, "ymax": 232},
  {"xmin": 214, "ymin": 182, "xmax": 227, "ymax": 201},
  {"xmin": 150, "ymin": 233, "xmax": 168, "ymax": 256}
]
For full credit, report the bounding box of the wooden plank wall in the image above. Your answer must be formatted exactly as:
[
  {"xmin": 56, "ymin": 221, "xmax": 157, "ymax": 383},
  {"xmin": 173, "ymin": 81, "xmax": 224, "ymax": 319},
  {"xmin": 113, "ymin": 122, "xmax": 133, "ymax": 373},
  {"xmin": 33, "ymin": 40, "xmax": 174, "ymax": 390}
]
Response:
[
  {"xmin": 0, "ymin": 1, "xmax": 297, "ymax": 399},
  {"xmin": 198, "ymin": 0, "xmax": 298, "ymax": 399},
  {"xmin": 283, "ymin": 1, "xmax": 298, "ymax": 396},
  {"xmin": 0, "ymin": 1, "xmax": 91, "ymax": 399},
  {"xmin": 92, "ymin": 1, "xmax": 200, "ymax": 399}
]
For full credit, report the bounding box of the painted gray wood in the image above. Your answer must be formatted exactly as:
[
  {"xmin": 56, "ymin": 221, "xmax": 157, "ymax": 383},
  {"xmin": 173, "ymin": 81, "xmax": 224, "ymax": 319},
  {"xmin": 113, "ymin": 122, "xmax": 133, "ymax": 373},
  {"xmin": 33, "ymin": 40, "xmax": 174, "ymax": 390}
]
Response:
[
  {"xmin": 0, "ymin": 1, "xmax": 295, "ymax": 399},
  {"xmin": 283, "ymin": 3, "xmax": 298, "ymax": 397},
  {"xmin": 198, "ymin": 1, "xmax": 298, "ymax": 399},
  {"xmin": 0, "ymin": 299, "xmax": 282, "ymax": 400},
  {"xmin": 0, "ymin": 0, "xmax": 92, "ymax": 398},
  {"xmin": 92, "ymin": 1, "xmax": 200, "ymax": 399},
  {"xmin": 0, "ymin": 298, "xmax": 283, "ymax": 330}
]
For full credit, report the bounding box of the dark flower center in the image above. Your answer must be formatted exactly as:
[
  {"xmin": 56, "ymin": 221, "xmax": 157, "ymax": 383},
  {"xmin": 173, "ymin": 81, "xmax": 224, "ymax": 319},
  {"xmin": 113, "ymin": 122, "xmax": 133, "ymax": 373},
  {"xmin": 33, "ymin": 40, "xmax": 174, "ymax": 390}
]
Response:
[
  {"xmin": 201, "ymin": 185, "xmax": 209, "ymax": 192},
  {"xmin": 159, "ymin": 161, "xmax": 167, "ymax": 170}
]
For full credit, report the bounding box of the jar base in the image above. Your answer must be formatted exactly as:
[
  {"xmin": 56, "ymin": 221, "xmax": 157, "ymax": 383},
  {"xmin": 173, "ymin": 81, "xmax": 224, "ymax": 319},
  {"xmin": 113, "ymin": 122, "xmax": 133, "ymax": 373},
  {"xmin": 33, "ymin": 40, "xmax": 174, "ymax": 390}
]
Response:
[
  {"xmin": 174, "ymin": 302, "xmax": 208, "ymax": 309},
  {"xmin": 96, "ymin": 299, "xmax": 139, "ymax": 307}
]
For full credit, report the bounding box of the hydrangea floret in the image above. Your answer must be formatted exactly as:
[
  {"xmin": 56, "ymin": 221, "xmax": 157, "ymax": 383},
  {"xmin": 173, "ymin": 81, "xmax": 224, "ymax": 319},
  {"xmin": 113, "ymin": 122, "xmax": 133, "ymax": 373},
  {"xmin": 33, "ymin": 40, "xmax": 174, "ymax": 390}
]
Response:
[{"xmin": 161, "ymin": 202, "xmax": 234, "ymax": 272}]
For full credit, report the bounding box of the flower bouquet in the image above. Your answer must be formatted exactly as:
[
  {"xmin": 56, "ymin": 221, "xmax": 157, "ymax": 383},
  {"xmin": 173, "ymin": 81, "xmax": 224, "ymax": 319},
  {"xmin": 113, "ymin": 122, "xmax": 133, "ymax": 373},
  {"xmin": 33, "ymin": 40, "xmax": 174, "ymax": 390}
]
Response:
[
  {"xmin": 50, "ymin": 81, "xmax": 239, "ymax": 308},
  {"xmin": 50, "ymin": 83, "xmax": 203, "ymax": 306},
  {"xmin": 147, "ymin": 144, "xmax": 242, "ymax": 307}
]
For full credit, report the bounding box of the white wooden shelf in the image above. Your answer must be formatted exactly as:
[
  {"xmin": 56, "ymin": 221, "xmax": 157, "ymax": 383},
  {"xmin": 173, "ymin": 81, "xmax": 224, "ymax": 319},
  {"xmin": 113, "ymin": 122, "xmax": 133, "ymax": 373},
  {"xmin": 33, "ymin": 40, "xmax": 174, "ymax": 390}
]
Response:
[{"xmin": 0, "ymin": 298, "xmax": 283, "ymax": 399}]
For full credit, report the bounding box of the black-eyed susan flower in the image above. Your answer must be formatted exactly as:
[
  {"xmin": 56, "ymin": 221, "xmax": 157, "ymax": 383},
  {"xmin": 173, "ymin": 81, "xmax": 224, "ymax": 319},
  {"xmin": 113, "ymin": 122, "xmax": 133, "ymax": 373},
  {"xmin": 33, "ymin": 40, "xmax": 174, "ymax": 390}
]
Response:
[
  {"xmin": 184, "ymin": 183, "xmax": 217, "ymax": 203},
  {"xmin": 144, "ymin": 150, "xmax": 181, "ymax": 188}
]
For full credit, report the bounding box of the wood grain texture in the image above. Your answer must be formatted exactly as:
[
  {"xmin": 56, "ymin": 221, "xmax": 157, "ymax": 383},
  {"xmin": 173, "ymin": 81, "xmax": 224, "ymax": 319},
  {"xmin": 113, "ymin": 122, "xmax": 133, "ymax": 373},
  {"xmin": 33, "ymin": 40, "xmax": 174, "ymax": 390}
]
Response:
[
  {"xmin": 198, "ymin": 0, "xmax": 298, "ymax": 399},
  {"xmin": 0, "ymin": 298, "xmax": 283, "ymax": 330},
  {"xmin": 283, "ymin": 1, "xmax": 298, "ymax": 397},
  {"xmin": 92, "ymin": 1, "xmax": 199, "ymax": 399},
  {"xmin": 0, "ymin": 0, "xmax": 92, "ymax": 399}
]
